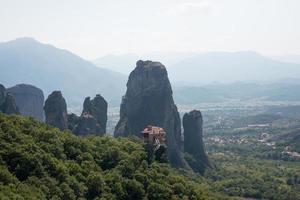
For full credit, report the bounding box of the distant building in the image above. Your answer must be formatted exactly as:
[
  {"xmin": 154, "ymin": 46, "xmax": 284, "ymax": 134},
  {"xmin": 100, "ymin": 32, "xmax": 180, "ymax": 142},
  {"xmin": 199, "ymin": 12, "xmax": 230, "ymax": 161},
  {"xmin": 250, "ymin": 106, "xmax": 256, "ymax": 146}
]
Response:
[
  {"xmin": 142, "ymin": 125, "xmax": 167, "ymax": 163},
  {"xmin": 142, "ymin": 125, "xmax": 166, "ymax": 149}
]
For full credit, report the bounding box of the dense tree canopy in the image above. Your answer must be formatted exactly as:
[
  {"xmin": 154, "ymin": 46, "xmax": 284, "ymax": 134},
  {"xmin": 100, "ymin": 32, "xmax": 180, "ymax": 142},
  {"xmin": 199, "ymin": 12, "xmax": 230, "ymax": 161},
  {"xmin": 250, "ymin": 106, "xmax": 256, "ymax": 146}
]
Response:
[{"xmin": 0, "ymin": 113, "xmax": 226, "ymax": 199}]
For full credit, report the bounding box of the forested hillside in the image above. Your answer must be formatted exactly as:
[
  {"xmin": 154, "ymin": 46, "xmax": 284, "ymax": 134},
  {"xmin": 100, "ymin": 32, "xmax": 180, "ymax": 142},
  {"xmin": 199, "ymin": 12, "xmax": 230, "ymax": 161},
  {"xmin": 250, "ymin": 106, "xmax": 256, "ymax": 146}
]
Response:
[{"xmin": 0, "ymin": 113, "xmax": 226, "ymax": 200}]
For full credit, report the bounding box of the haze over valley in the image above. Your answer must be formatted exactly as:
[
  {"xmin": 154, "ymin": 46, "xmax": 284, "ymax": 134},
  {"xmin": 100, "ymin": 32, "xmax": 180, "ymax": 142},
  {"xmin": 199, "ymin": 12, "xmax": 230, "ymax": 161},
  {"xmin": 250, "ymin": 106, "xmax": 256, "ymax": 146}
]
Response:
[
  {"xmin": 1, "ymin": 0, "xmax": 300, "ymax": 199},
  {"xmin": 2, "ymin": 37, "xmax": 300, "ymax": 110}
]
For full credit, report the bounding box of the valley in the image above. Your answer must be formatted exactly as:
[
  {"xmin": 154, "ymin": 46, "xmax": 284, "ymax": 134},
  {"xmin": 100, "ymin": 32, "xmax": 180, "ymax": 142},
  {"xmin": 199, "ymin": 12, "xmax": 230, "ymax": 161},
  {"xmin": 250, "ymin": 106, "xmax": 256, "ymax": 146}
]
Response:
[
  {"xmin": 105, "ymin": 100, "xmax": 300, "ymax": 199},
  {"xmin": 192, "ymin": 101, "xmax": 300, "ymax": 199},
  {"xmin": 1, "ymin": 0, "xmax": 300, "ymax": 198}
]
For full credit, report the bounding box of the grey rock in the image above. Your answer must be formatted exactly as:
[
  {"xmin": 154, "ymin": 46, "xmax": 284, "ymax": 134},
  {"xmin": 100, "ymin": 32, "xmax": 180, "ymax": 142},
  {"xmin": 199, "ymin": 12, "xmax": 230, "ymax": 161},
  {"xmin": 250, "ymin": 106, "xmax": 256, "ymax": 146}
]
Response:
[
  {"xmin": 114, "ymin": 60, "xmax": 189, "ymax": 169},
  {"xmin": 74, "ymin": 95, "xmax": 107, "ymax": 135},
  {"xmin": 74, "ymin": 113, "xmax": 104, "ymax": 136},
  {"xmin": 0, "ymin": 84, "xmax": 19, "ymax": 115},
  {"xmin": 8, "ymin": 84, "xmax": 45, "ymax": 121},
  {"xmin": 183, "ymin": 110, "xmax": 210, "ymax": 171},
  {"xmin": 0, "ymin": 84, "xmax": 6, "ymax": 111},
  {"xmin": 2, "ymin": 93, "xmax": 20, "ymax": 115},
  {"xmin": 67, "ymin": 113, "xmax": 80, "ymax": 131},
  {"xmin": 44, "ymin": 91, "xmax": 68, "ymax": 131},
  {"xmin": 82, "ymin": 94, "xmax": 107, "ymax": 132}
]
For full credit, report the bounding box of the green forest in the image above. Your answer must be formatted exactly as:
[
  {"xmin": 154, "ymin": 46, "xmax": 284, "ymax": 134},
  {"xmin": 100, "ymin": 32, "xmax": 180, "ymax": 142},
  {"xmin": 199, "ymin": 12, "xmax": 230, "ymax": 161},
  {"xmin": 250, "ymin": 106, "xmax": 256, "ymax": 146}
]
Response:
[
  {"xmin": 0, "ymin": 113, "xmax": 300, "ymax": 199},
  {"xmin": 0, "ymin": 113, "xmax": 226, "ymax": 200}
]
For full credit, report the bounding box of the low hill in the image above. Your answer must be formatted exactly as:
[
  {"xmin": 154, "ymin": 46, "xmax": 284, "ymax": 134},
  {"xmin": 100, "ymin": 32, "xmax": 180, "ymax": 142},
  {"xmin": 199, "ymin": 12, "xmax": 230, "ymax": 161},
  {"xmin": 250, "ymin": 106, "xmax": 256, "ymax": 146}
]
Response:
[
  {"xmin": 0, "ymin": 38, "xmax": 127, "ymax": 108},
  {"xmin": 0, "ymin": 113, "xmax": 226, "ymax": 199}
]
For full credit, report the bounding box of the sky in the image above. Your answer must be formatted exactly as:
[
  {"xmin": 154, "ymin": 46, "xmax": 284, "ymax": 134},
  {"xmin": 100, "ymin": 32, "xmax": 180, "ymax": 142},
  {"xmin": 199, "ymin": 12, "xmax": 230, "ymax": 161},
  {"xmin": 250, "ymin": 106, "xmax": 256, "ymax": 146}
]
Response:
[{"xmin": 0, "ymin": 0, "xmax": 300, "ymax": 60}]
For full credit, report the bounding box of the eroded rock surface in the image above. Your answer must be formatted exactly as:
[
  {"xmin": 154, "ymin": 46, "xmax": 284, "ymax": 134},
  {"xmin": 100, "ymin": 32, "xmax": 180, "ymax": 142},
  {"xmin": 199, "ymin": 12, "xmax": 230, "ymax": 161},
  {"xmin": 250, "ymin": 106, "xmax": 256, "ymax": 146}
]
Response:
[
  {"xmin": 8, "ymin": 84, "xmax": 44, "ymax": 121},
  {"xmin": 0, "ymin": 84, "xmax": 6, "ymax": 108},
  {"xmin": 114, "ymin": 60, "xmax": 189, "ymax": 169},
  {"xmin": 82, "ymin": 95, "xmax": 107, "ymax": 132},
  {"xmin": 0, "ymin": 84, "xmax": 19, "ymax": 115},
  {"xmin": 44, "ymin": 91, "xmax": 68, "ymax": 131},
  {"xmin": 73, "ymin": 95, "xmax": 107, "ymax": 135},
  {"xmin": 3, "ymin": 93, "xmax": 20, "ymax": 115},
  {"xmin": 74, "ymin": 113, "xmax": 104, "ymax": 135},
  {"xmin": 183, "ymin": 110, "xmax": 210, "ymax": 172}
]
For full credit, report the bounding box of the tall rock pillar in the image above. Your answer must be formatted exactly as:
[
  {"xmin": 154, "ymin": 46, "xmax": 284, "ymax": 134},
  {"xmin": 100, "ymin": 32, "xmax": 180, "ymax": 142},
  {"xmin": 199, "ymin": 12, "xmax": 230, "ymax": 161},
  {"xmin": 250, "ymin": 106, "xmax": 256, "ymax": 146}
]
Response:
[
  {"xmin": 183, "ymin": 110, "xmax": 210, "ymax": 173},
  {"xmin": 44, "ymin": 91, "xmax": 68, "ymax": 131},
  {"xmin": 114, "ymin": 60, "xmax": 189, "ymax": 169}
]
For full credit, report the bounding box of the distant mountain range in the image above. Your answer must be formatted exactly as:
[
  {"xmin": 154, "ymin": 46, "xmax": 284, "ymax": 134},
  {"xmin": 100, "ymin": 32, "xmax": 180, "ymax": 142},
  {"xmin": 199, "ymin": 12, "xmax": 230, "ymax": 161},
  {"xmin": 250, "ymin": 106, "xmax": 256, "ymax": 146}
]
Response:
[
  {"xmin": 94, "ymin": 53, "xmax": 140, "ymax": 75},
  {"xmin": 93, "ymin": 52, "xmax": 197, "ymax": 75},
  {"xmin": 94, "ymin": 51, "xmax": 300, "ymax": 103},
  {"xmin": 0, "ymin": 38, "xmax": 127, "ymax": 109},
  {"xmin": 272, "ymin": 54, "xmax": 300, "ymax": 65},
  {"xmin": 2, "ymin": 37, "xmax": 300, "ymax": 109},
  {"xmin": 94, "ymin": 51, "xmax": 300, "ymax": 84},
  {"xmin": 173, "ymin": 81, "xmax": 300, "ymax": 105},
  {"xmin": 168, "ymin": 51, "xmax": 300, "ymax": 84}
]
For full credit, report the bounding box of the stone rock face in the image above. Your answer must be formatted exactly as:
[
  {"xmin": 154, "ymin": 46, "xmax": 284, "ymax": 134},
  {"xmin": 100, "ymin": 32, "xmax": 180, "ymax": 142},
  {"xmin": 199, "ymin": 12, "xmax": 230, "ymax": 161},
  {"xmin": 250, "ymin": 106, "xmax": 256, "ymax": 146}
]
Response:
[
  {"xmin": 2, "ymin": 93, "xmax": 20, "ymax": 115},
  {"xmin": 74, "ymin": 113, "xmax": 104, "ymax": 135},
  {"xmin": 44, "ymin": 91, "xmax": 68, "ymax": 131},
  {"xmin": 0, "ymin": 84, "xmax": 19, "ymax": 115},
  {"xmin": 183, "ymin": 110, "xmax": 210, "ymax": 170},
  {"xmin": 74, "ymin": 95, "xmax": 107, "ymax": 135},
  {"xmin": 67, "ymin": 113, "xmax": 80, "ymax": 131},
  {"xmin": 82, "ymin": 95, "xmax": 107, "ymax": 132},
  {"xmin": 0, "ymin": 84, "xmax": 6, "ymax": 111},
  {"xmin": 7, "ymin": 84, "xmax": 45, "ymax": 121},
  {"xmin": 114, "ymin": 60, "xmax": 189, "ymax": 169}
]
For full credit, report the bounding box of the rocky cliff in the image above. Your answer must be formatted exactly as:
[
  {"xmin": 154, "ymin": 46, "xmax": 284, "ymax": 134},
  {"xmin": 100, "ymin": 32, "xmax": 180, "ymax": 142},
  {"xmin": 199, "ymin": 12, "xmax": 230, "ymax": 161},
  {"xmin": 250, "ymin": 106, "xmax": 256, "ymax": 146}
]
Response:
[
  {"xmin": 114, "ymin": 60, "xmax": 189, "ymax": 169},
  {"xmin": 2, "ymin": 94, "xmax": 20, "ymax": 115},
  {"xmin": 73, "ymin": 95, "xmax": 107, "ymax": 135},
  {"xmin": 0, "ymin": 85, "xmax": 6, "ymax": 109},
  {"xmin": 44, "ymin": 91, "xmax": 68, "ymax": 131},
  {"xmin": 0, "ymin": 84, "xmax": 6, "ymax": 107},
  {"xmin": 8, "ymin": 84, "xmax": 45, "ymax": 121},
  {"xmin": 67, "ymin": 113, "xmax": 80, "ymax": 131},
  {"xmin": 183, "ymin": 110, "xmax": 210, "ymax": 173},
  {"xmin": 82, "ymin": 95, "xmax": 107, "ymax": 132},
  {"xmin": 74, "ymin": 113, "xmax": 104, "ymax": 135},
  {"xmin": 0, "ymin": 84, "xmax": 19, "ymax": 115}
]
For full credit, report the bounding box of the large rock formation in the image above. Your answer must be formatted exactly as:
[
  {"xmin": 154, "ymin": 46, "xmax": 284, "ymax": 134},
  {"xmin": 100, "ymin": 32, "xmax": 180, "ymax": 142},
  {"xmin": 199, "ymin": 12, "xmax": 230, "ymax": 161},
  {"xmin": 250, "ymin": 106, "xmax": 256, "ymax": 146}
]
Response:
[
  {"xmin": 0, "ymin": 84, "xmax": 19, "ymax": 115},
  {"xmin": 44, "ymin": 91, "xmax": 68, "ymax": 131},
  {"xmin": 2, "ymin": 94, "xmax": 20, "ymax": 115},
  {"xmin": 7, "ymin": 84, "xmax": 45, "ymax": 121},
  {"xmin": 183, "ymin": 110, "xmax": 210, "ymax": 173},
  {"xmin": 67, "ymin": 113, "xmax": 80, "ymax": 131},
  {"xmin": 0, "ymin": 84, "xmax": 6, "ymax": 111},
  {"xmin": 74, "ymin": 113, "xmax": 104, "ymax": 135},
  {"xmin": 74, "ymin": 95, "xmax": 107, "ymax": 135},
  {"xmin": 82, "ymin": 94, "xmax": 107, "ymax": 132},
  {"xmin": 114, "ymin": 60, "xmax": 189, "ymax": 169}
]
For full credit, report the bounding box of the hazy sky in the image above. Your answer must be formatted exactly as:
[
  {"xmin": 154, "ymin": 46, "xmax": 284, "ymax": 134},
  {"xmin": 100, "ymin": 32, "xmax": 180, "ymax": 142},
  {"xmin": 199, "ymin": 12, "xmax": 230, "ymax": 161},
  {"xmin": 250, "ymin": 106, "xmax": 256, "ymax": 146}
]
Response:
[{"xmin": 1, "ymin": 0, "xmax": 300, "ymax": 59}]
